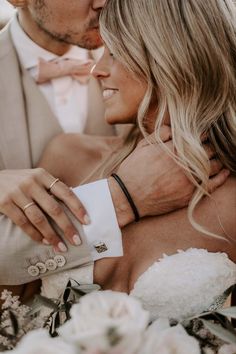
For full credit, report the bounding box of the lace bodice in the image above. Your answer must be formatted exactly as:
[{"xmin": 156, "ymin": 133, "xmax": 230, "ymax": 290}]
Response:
[{"xmin": 41, "ymin": 248, "xmax": 236, "ymax": 321}]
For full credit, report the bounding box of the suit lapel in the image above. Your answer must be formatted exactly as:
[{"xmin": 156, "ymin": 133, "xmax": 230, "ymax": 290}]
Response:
[
  {"xmin": 0, "ymin": 26, "xmax": 31, "ymax": 169},
  {"xmin": 21, "ymin": 66, "xmax": 62, "ymax": 166},
  {"xmin": 0, "ymin": 25, "xmax": 62, "ymax": 169}
]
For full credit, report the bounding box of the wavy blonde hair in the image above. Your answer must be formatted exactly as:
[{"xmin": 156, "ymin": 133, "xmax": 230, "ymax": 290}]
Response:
[{"xmin": 91, "ymin": 0, "xmax": 236, "ymax": 238}]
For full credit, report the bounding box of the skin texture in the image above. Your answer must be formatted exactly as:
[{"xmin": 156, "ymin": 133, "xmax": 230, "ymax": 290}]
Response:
[
  {"xmin": 93, "ymin": 47, "xmax": 149, "ymax": 124},
  {"xmin": 18, "ymin": 0, "xmax": 106, "ymax": 54}
]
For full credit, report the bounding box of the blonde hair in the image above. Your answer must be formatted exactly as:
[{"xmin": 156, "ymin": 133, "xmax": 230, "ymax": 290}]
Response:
[{"xmin": 91, "ymin": 0, "xmax": 236, "ymax": 238}]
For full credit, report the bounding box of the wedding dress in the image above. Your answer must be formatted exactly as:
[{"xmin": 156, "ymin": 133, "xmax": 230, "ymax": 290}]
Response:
[{"xmin": 41, "ymin": 248, "xmax": 236, "ymax": 321}]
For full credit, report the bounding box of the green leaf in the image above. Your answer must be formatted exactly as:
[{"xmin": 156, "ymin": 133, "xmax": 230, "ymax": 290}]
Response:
[
  {"xmin": 201, "ymin": 319, "xmax": 236, "ymax": 344},
  {"xmin": 217, "ymin": 307, "xmax": 236, "ymax": 319}
]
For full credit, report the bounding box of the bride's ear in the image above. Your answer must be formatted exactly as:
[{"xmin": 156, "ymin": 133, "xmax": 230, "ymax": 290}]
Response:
[{"xmin": 7, "ymin": 0, "xmax": 28, "ymax": 8}]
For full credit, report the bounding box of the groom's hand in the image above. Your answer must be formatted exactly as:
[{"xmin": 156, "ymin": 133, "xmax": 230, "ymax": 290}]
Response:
[{"xmin": 108, "ymin": 126, "xmax": 229, "ymax": 227}]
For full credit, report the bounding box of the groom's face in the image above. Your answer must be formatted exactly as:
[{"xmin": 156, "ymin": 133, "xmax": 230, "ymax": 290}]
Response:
[{"xmin": 27, "ymin": 0, "xmax": 106, "ymax": 49}]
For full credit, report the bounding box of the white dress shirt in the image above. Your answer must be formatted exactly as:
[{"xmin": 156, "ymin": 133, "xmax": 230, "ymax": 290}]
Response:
[{"xmin": 9, "ymin": 15, "xmax": 122, "ymax": 261}]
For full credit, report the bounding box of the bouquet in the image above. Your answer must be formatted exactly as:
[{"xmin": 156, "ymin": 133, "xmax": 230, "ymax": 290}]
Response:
[{"xmin": 0, "ymin": 281, "xmax": 235, "ymax": 354}]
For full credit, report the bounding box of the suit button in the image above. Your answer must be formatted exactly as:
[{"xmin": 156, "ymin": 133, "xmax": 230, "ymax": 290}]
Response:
[
  {"xmin": 28, "ymin": 265, "xmax": 40, "ymax": 277},
  {"xmin": 54, "ymin": 255, "xmax": 66, "ymax": 267},
  {"xmin": 45, "ymin": 259, "xmax": 57, "ymax": 271},
  {"xmin": 36, "ymin": 262, "xmax": 47, "ymax": 274}
]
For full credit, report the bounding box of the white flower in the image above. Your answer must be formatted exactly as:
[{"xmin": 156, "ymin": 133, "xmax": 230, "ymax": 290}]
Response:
[
  {"xmin": 4, "ymin": 329, "xmax": 78, "ymax": 354},
  {"xmin": 218, "ymin": 344, "xmax": 236, "ymax": 354},
  {"xmin": 139, "ymin": 318, "xmax": 200, "ymax": 354},
  {"xmin": 59, "ymin": 290, "xmax": 149, "ymax": 352}
]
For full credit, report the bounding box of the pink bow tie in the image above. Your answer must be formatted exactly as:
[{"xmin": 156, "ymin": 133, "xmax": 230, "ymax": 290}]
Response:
[{"xmin": 36, "ymin": 57, "xmax": 95, "ymax": 84}]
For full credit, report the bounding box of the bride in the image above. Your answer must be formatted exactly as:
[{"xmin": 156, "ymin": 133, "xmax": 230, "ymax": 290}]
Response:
[
  {"xmin": 37, "ymin": 0, "xmax": 236, "ymax": 320},
  {"xmin": 8, "ymin": 0, "xmax": 236, "ymax": 320}
]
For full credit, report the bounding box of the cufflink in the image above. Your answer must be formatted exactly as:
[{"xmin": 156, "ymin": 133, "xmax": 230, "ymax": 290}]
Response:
[
  {"xmin": 94, "ymin": 242, "xmax": 108, "ymax": 253},
  {"xmin": 54, "ymin": 255, "xmax": 66, "ymax": 267},
  {"xmin": 45, "ymin": 259, "xmax": 57, "ymax": 271},
  {"xmin": 27, "ymin": 265, "xmax": 40, "ymax": 277},
  {"xmin": 35, "ymin": 262, "xmax": 47, "ymax": 274}
]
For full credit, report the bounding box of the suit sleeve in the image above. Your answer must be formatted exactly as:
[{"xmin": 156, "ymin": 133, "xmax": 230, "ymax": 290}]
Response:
[{"xmin": 0, "ymin": 179, "xmax": 122, "ymax": 285}]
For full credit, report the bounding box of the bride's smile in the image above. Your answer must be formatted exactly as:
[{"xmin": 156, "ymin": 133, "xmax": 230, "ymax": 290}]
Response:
[{"xmin": 93, "ymin": 46, "xmax": 148, "ymax": 125}]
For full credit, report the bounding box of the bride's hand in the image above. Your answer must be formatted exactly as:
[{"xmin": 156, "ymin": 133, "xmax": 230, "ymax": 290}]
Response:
[
  {"xmin": 0, "ymin": 168, "xmax": 88, "ymax": 252},
  {"xmin": 108, "ymin": 126, "xmax": 229, "ymax": 226}
]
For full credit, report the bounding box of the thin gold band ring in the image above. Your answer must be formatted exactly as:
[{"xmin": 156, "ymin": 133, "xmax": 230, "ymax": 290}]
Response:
[
  {"xmin": 22, "ymin": 202, "xmax": 35, "ymax": 212},
  {"xmin": 48, "ymin": 178, "xmax": 60, "ymax": 192}
]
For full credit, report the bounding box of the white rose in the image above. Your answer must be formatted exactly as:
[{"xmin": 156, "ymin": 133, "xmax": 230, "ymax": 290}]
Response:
[
  {"xmin": 59, "ymin": 290, "xmax": 149, "ymax": 352},
  {"xmin": 139, "ymin": 318, "xmax": 200, "ymax": 354},
  {"xmin": 6, "ymin": 329, "xmax": 78, "ymax": 354}
]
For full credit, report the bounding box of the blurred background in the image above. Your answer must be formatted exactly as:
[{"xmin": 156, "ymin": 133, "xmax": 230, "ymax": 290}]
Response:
[{"xmin": 0, "ymin": 0, "xmax": 15, "ymax": 29}]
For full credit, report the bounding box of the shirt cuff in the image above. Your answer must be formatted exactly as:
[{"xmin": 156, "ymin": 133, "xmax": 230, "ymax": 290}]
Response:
[{"xmin": 72, "ymin": 179, "xmax": 123, "ymax": 261}]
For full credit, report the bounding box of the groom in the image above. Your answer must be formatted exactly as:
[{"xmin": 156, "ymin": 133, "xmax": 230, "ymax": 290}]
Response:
[{"xmin": 0, "ymin": 0, "xmax": 227, "ymax": 287}]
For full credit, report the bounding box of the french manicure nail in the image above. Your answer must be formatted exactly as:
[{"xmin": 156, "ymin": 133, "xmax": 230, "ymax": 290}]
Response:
[
  {"xmin": 84, "ymin": 214, "xmax": 91, "ymax": 225},
  {"xmin": 58, "ymin": 242, "xmax": 67, "ymax": 252},
  {"xmin": 42, "ymin": 239, "xmax": 50, "ymax": 245},
  {"xmin": 73, "ymin": 234, "xmax": 82, "ymax": 246}
]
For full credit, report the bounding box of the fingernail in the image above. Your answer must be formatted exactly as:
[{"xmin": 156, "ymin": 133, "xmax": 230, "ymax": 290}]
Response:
[
  {"xmin": 42, "ymin": 239, "xmax": 50, "ymax": 245},
  {"xmin": 84, "ymin": 214, "xmax": 91, "ymax": 225},
  {"xmin": 73, "ymin": 234, "xmax": 82, "ymax": 246},
  {"xmin": 58, "ymin": 242, "xmax": 67, "ymax": 252}
]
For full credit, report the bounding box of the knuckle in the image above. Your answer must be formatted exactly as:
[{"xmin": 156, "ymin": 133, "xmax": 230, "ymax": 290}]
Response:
[
  {"xmin": 16, "ymin": 215, "xmax": 28, "ymax": 227},
  {"xmin": 20, "ymin": 176, "xmax": 36, "ymax": 192},
  {"xmin": 29, "ymin": 232, "xmax": 42, "ymax": 243},
  {"xmin": 45, "ymin": 235, "xmax": 57, "ymax": 244},
  {"xmin": 49, "ymin": 203, "xmax": 62, "ymax": 217},
  {"xmin": 30, "ymin": 213, "xmax": 46, "ymax": 226},
  {"xmin": 34, "ymin": 167, "xmax": 45, "ymax": 177},
  {"xmin": 64, "ymin": 224, "xmax": 75, "ymax": 236},
  {"xmin": 0, "ymin": 197, "xmax": 11, "ymax": 210}
]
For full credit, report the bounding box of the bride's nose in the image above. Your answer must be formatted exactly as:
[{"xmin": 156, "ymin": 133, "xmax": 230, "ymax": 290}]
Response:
[{"xmin": 91, "ymin": 61, "xmax": 110, "ymax": 79}]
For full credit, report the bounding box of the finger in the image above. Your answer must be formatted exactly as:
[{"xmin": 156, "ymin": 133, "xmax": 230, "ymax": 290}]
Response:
[
  {"xmin": 32, "ymin": 186, "xmax": 82, "ymax": 246},
  {"xmin": 24, "ymin": 204, "xmax": 68, "ymax": 252},
  {"xmin": 207, "ymin": 169, "xmax": 230, "ymax": 193},
  {"xmin": 3, "ymin": 202, "xmax": 43, "ymax": 243},
  {"xmin": 34, "ymin": 169, "xmax": 89, "ymax": 225},
  {"xmin": 48, "ymin": 181, "xmax": 89, "ymax": 225},
  {"xmin": 209, "ymin": 158, "xmax": 223, "ymax": 177},
  {"xmin": 11, "ymin": 189, "xmax": 65, "ymax": 250}
]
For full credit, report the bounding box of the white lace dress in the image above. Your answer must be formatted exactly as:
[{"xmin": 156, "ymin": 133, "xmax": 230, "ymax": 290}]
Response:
[{"xmin": 41, "ymin": 248, "xmax": 236, "ymax": 321}]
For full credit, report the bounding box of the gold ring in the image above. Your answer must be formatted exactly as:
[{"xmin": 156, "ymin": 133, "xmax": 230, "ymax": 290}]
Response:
[
  {"xmin": 48, "ymin": 178, "xmax": 60, "ymax": 192},
  {"xmin": 22, "ymin": 202, "xmax": 35, "ymax": 212}
]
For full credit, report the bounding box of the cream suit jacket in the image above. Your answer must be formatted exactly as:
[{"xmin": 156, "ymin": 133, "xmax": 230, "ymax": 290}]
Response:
[{"xmin": 0, "ymin": 25, "xmax": 117, "ymax": 285}]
